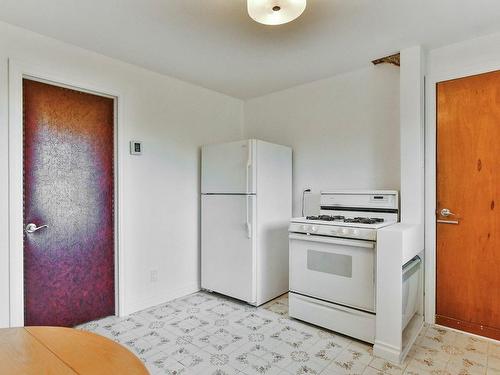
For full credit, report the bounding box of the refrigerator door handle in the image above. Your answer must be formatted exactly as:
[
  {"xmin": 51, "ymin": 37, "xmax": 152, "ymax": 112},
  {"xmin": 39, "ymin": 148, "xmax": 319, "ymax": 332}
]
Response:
[
  {"xmin": 246, "ymin": 141, "xmax": 252, "ymax": 194},
  {"xmin": 246, "ymin": 195, "xmax": 252, "ymax": 239}
]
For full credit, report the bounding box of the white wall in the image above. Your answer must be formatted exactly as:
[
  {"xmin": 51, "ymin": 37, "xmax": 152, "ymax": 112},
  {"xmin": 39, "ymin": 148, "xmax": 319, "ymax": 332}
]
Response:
[
  {"xmin": 400, "ymin": 47, "xmax": 425, "ymax": 226},
  {"xmin": 244, "ymin": 66, "xmax": 400, "ymax": 216},
  {"xmin": 427, "ymin": 31, "xmax": 500, "ymax": 78},
  {"xmin": 0, "ymin": 21, "xmax": 244, "ymax": 327}
]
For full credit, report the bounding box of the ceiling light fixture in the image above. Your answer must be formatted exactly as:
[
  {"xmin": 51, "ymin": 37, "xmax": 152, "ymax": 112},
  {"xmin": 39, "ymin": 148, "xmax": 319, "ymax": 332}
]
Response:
[{"xmin": 247, "ymin": 0, "xmax": 306, "ymax": 25}]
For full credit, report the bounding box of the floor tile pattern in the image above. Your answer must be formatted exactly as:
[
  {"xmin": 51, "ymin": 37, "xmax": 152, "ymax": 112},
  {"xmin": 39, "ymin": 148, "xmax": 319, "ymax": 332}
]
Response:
[{"xmin": 78, "ymin": 292, "xmax": 500, "ymax": 375}]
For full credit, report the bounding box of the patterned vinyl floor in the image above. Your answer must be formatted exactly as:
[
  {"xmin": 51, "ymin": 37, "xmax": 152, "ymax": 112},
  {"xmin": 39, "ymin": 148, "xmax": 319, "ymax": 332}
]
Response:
[{"xmin": 78, "ymin": 292, "xmax": 500, "ymax": 375}]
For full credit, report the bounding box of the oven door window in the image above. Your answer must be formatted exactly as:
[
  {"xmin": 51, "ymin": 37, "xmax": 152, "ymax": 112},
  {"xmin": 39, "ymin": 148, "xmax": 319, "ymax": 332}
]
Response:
[
  {"xmin": 289, "ymin": 234, "xmax": 375, "ymax": 312},
  {"xmin": 307, "ymin": 250, "xmax": 353, "ymax": 278}
]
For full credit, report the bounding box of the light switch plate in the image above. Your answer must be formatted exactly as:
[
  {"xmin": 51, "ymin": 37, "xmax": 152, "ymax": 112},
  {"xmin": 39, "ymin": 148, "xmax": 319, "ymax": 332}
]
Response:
[{"xmin": 130, "ymin": 140, "xmax": 142, "ymax": 155}]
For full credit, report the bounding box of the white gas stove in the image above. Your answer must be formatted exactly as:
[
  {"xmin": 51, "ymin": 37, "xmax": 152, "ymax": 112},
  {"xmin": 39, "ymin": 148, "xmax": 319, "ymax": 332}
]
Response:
[
  {"xmin": 292, "ymin": 190, "xmax": 398, "ymax": 235},
  {"xmin": 289, "ymin": 217, "xmax": 395, "ymax": 241},
  {"xmin": 288, "ymin": 190, "xmax": 399, "ymax": 344}
]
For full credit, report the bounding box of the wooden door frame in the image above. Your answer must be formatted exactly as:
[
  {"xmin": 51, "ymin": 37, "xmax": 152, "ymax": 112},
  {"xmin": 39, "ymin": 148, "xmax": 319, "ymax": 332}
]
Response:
[
  {"xmin": 8, "ymin": 59, "xmax": 125, "ymax": 327},
  {"xmin": 424, "ymin": 61, "xmax": 500, "ymax": 326}
]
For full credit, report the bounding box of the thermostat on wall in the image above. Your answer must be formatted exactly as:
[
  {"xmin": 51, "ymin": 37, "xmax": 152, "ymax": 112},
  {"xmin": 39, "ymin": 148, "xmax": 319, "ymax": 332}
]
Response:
[{"xmin": 130, "ymin": 141, "xmax": 142, "ymax": 155}]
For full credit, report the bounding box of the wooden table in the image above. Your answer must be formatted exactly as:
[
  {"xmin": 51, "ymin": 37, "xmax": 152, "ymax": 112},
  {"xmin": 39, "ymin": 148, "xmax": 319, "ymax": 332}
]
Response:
[{"xmin": 0, "ymin": 327, "xmax": 149, "ymax": 374}]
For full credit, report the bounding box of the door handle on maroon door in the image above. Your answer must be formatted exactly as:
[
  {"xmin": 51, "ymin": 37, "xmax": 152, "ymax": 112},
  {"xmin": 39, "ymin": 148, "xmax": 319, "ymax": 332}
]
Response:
[{"xmin": 25, "ymin": 223, "xmax": 48, "ymax": 234}]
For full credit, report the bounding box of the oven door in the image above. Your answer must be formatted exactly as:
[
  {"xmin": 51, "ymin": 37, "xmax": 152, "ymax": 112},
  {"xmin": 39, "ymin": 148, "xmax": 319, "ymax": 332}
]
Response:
[{"xmin": 289, "ymin": 233, "xmax": 376, "ymax": 312}]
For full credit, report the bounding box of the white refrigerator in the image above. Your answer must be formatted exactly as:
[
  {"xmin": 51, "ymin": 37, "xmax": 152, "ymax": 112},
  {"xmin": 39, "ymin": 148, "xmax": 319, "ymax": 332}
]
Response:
[{"xmin": 201, "ymin": 139, "xmax": 292, "ymax": 306}]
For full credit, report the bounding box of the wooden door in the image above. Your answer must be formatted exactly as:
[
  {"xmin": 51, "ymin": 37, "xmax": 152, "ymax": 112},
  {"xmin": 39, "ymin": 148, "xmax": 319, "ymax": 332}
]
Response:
[
  {"xmin": 23, "ymin": 79, "xmax": 115, "ymax": 327},
  {"xmin": 436, "ymin": 70, "xmax": 500, "ymax": 340}
]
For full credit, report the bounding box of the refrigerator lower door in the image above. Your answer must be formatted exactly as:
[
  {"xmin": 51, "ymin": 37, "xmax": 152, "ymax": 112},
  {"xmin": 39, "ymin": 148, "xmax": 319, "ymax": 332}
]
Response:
[{"xmin": 201, "ymin": 194, "xmax": 256, "ymax": 304}]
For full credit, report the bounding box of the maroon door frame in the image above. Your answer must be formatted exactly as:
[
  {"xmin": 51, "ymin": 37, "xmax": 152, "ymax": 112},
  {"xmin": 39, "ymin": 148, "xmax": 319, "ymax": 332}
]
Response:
[{"xmin": 23, "ymin": 78, "xmax": 117, "ymax": 327}]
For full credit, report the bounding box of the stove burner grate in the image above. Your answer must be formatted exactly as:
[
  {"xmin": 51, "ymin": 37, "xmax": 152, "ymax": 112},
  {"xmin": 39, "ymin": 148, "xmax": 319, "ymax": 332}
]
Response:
[
  {"xmin": 345, "ymin": 217, "xmax": 384, "ymax": 224},
  {"xmin": 306, "ymin": 215, "xmax": 384, "ymax": 224},
  {"xmin": 306, "ymin": 215, "xmax": 345, "ymax": 221}
]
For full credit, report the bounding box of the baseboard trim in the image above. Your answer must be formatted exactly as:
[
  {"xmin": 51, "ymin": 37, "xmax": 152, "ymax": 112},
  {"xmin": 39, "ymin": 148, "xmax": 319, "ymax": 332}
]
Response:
[
  {"xmin": 373, "ymin": 340, "xmax": 401, "ymax": 364},
  {"xmin": 121, "ymin": 283, "xmax": 200, "ymax": 316}
]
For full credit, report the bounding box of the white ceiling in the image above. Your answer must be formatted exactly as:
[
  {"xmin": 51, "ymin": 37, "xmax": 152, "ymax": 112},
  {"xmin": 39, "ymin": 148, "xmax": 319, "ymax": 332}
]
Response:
[{"xmin": 1, "ymin": 0, "xmax": 500, "ymax": 98}]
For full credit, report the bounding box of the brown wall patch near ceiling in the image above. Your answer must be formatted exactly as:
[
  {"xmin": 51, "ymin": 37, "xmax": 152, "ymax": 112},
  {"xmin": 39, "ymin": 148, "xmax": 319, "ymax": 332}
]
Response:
[{"xmin": 372, "ymin": 53, "xmax": 400, "ymax": 67}]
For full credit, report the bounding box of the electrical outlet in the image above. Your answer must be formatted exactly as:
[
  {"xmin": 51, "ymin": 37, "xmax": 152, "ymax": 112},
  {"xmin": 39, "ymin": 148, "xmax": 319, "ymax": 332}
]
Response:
[{"xmin": 150, "ymin": 269, "xmax": 158, "ymax": 283}]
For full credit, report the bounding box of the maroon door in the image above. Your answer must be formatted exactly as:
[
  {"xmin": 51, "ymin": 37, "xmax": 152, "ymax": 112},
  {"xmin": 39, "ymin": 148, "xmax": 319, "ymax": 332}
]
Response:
[{"xmin": 23, "ymin": 79, "xmax": 115, "ymax": 327}]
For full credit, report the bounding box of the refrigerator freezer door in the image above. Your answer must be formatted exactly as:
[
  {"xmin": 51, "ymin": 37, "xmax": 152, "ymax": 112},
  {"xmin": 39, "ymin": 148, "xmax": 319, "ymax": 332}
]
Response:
[
  {"xmin": 201, "ymin": 194, "xmax": 256, "ymax": 303},
  {"xmin": 201, "ymin": 140, "xmax": 256, "ymax": 194}
]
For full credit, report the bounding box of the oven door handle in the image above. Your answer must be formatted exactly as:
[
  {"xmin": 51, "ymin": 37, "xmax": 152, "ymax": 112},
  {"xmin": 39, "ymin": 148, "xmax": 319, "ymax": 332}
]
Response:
[{"xmin": 289, "ymin": 233, "xmax": 375, "ymax": 249}]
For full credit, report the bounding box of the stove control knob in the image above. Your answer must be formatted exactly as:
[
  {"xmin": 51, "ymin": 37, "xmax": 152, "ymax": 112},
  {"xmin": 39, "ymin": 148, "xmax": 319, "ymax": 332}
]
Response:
[
  {"xmin": 352, "ymin": 229, "xmax": 360, "ymax": 236},
  {"xmin": 311, "ymin": 226, "xmax": 318, "ymax": 232},
  {"xmin": 301, "ymin": 225, "xmax": 309, "ymax": 231},
  {"xmin": 341, "ymin": 228, "xmax": 349, "ymax": 235}
]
